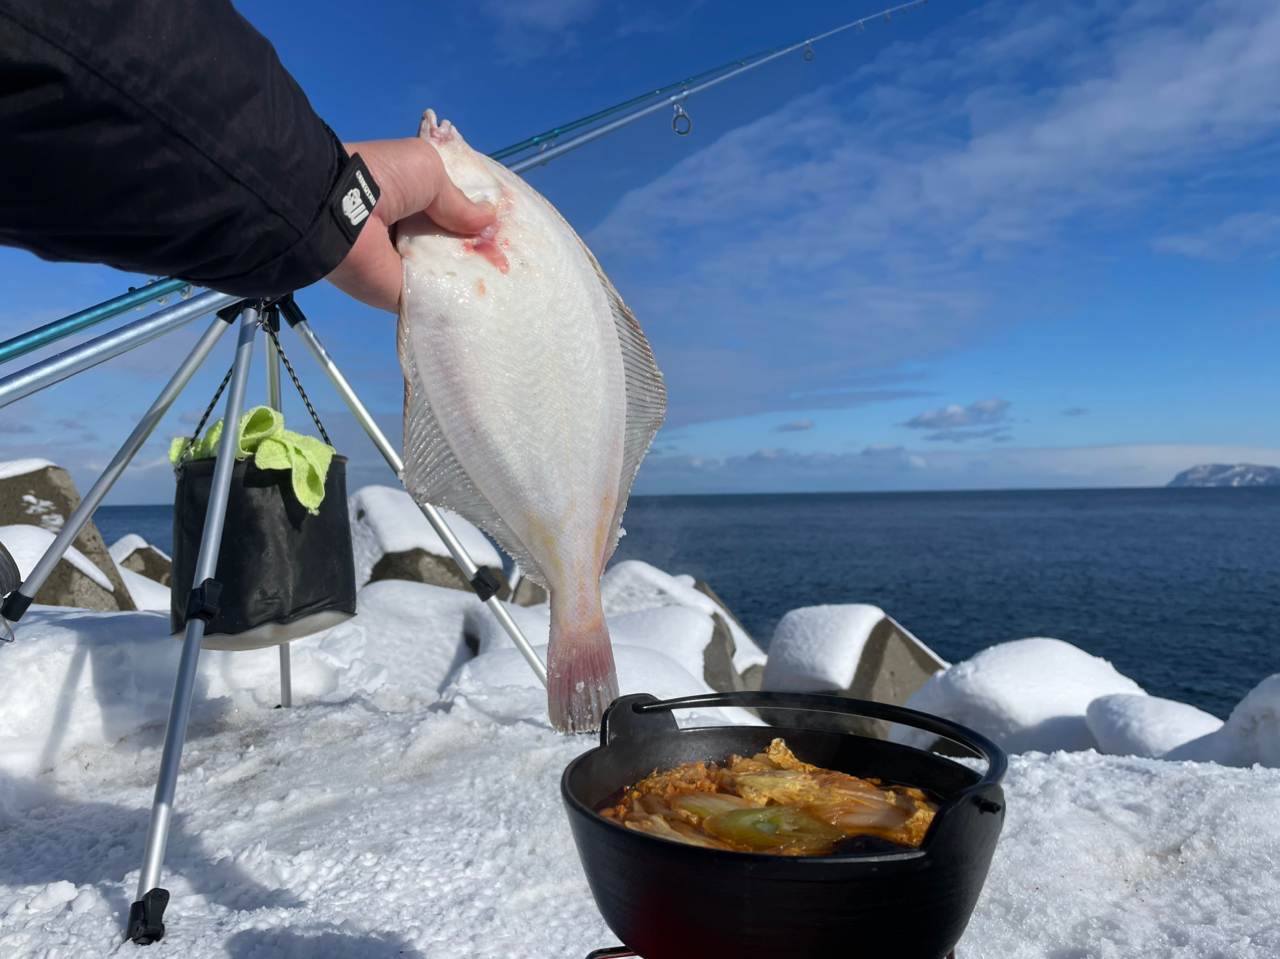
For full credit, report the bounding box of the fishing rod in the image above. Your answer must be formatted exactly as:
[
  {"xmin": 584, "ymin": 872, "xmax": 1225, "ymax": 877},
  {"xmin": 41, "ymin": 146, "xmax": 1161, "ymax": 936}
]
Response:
[
  {"xmin": 0, "ymin": 0, "xmax": 930, "ymax": 364},
  {"xmin": 500, "ymin": 0, "xmax": 933, "ymax": 173}
]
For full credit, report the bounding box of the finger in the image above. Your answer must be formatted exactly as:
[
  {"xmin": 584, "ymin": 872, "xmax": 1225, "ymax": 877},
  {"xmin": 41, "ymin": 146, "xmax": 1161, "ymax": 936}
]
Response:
[
  {"xmin": 427, "ymin": 181, "xmax": 496, "ymax": 236},
  {"xmin": 348, "ymin": 138, "xmax": 494, "ymax": 236}
]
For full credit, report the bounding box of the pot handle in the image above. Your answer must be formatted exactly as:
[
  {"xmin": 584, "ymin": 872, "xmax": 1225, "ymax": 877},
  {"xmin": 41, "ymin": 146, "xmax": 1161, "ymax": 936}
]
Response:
[
  {"xmin": 600, "ymin": 693, "xmax": 680, "ymax": 746},
  {"xmin": 608, "ymin": 691, "xmax": 1007, "ymax": 792}
]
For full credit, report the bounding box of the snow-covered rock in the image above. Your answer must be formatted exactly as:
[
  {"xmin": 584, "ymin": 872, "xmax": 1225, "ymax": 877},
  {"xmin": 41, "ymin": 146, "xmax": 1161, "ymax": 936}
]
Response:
[
  {"xmin": 0, "ymin": 461, "xmax": 135, "ymax": 610},
  {"xmin": 762, "ymin": 604, "xmax": 945, "ymax": 692},
  {"xmin": 1168, "ymin": 462, "xmax": 1280, "ymax": 487},
  {"xmin": 109, "ymin": 533, "xmax": 172, "ymax": 586},
  {"xmin": 0, "ymin": 524, "xmax": 125, "ymax": 613},
  {"xmin": 1086, "ymin": 693, "xmax": 1223, "ymax": 759},
  {"xmin": 898, "ymin": 638, "xmax": 1145, "ymax": 753},
  {"xmin": 600, "ymin": 559, "xmax": 766, "ymax": 685},
  {"xmin": 0, "ymin": 457, "xmax": 55, "ymax": 481},
  {"xmin": 116, "ymin": 566, "xmax": 171, "ymax": 612},
  {"xmin": 1165, "ymin": 673, "xmax": 1280, "ymax": 767},
  {"xmin": 348, "ymin": 485, "xmax": 502, "ymax": 590}
]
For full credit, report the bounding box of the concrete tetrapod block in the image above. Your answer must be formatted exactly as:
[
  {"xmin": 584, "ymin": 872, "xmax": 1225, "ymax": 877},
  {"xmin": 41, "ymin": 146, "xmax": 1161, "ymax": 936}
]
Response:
[
  {"xmin": 0, "ymin": 462, "xmax": 135, "ymax": 611},
  {"xmin": 759, "ymin": 605, "xmax": 947, "ymax": 738},
  {"xmin": 368, "ymin": 547, "xmax": 512, "ymax": 601},
  {"xmin": 110, "ymin": 536, "xmax": 172, "ymax": 586}
]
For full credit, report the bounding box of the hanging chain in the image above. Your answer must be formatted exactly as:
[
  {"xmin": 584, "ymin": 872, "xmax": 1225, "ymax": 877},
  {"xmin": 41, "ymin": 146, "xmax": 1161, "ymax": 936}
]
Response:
[
  {"xmin": 176, "ymin": 363, "xmax": 235, "ymax": 465},
  {"xmin": 175, "ymin": 307, "xmax": 332, "ymax": 468},
  {"xmin": 264, "ymin": 322, "xmax": 331, "ymax": 446}
]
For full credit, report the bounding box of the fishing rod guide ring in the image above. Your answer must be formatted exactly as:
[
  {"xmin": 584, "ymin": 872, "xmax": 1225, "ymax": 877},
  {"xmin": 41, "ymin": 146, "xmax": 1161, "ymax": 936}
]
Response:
[{"xmin": 672, "ymin": 104, "xmax": 692, "ymax": 136}]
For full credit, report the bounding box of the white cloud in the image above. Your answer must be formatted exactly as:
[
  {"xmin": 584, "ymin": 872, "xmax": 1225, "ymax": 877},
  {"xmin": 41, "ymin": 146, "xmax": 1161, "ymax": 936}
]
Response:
[
  {"xmin": 905, "ymin": 397, "xmax": 1011, "ymax": 430},
  {"xmin": 591, "ymin": 0, "xmax": 1280, "ymax": 428},
  {"xmin": 903, "ymin": 397, "xmax": 1012, "ymax": 443},
  {"xmin": 776, "ymin": 419, "xmax": 814, "ymax": 432},
  {"xmin": 634, "ymin": 442, "xmax": 1280, "ymax": 495},
  {"xmin": 1153, "ymin": 212, "xmax": 1280, "ymax": 262}
]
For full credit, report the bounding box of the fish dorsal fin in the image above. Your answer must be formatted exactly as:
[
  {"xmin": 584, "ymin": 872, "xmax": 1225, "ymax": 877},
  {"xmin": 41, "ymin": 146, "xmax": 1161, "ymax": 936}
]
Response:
[
  {"xmin": 397, "ymin": 316, "xmax": 550, "ymax": 587},
  {"xmin": 576, "ymin": 239, "xmax": 667, "ymax": 555}
]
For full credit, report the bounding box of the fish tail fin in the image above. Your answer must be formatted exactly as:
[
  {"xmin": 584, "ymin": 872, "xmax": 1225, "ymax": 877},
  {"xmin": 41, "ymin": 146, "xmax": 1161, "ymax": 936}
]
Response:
[{"xmin": 547, "ymin": 591, "xmax": 619, "ymax": 734}]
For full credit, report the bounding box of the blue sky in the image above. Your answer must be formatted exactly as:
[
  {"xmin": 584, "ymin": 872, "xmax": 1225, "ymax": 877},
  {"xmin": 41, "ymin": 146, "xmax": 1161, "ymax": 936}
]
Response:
[{"xmin": 2, "ymin": 0, "xmax": 1279, "ymax": 502}]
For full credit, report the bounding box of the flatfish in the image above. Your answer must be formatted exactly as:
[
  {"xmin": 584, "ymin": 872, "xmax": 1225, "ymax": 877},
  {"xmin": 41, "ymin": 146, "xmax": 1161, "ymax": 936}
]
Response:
[{"xmin": 396, "ymin": 110, "xmax": 666, "ymax": 733}]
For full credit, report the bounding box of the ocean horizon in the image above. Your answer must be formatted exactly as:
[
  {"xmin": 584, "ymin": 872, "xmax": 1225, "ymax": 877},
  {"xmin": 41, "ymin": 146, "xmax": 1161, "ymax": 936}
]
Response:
[{"xmin": 97, "ymin": 485, "xmax": 1280, "ymax": 719}]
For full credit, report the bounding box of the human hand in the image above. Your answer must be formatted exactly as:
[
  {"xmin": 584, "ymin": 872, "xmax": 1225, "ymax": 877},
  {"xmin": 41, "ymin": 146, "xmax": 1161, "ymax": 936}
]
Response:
[{"xmin": 325, "ymin": 138, "xmax": 495, "ymax": 313}]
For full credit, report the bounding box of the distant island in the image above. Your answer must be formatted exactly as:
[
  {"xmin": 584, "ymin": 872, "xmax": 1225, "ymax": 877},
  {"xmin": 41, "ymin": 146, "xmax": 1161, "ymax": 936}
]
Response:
[{"xmin": 1168, "ymin": 463, "xmax": 1280, "ymax": 488}]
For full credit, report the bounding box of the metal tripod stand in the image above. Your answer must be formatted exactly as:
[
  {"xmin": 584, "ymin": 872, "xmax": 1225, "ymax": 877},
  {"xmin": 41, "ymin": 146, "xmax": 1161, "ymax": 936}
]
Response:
[{"xmin": 0, "ymin": 289, "xmax": 545, "ymax": 944}]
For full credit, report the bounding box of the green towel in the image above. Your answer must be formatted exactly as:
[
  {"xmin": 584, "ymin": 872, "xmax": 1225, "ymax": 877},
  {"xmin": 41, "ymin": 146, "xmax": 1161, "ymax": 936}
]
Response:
[{"xmin": 171, "ymin": 406, "xmax": 334, "ymax": 513}]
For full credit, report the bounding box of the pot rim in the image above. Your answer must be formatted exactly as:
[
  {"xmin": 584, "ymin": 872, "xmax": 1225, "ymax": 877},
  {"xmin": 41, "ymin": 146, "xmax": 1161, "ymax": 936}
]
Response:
[{"xmin": 562, "ymin": 691, "xmax": 1007, "ymax": 864}]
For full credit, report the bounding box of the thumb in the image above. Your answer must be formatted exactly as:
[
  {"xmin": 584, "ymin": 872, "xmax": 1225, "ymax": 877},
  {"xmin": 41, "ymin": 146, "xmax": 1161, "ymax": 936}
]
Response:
[
  {"xmin": 426, "ymin": 180, "xmax": 496, "ymax": 236},
  {"xmin": 347, "ymin": 137, "xmax": 496, "ymax": 236}
]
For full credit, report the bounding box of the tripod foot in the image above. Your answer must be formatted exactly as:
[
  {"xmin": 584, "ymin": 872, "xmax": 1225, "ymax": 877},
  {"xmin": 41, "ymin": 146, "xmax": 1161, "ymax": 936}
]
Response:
[{"xmin": 126, "ymin": 887, "xmax": 169, "ymax": 944}]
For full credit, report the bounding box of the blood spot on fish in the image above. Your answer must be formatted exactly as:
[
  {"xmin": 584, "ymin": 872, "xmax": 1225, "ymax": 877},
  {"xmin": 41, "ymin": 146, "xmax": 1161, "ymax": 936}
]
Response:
[
  {"xmin": 467, "ymin": 233, "xmax": 510, "ymax": 274},
  {"xmin": 476, "ymin": 279, "xmax": 486, "ymax": 296}
]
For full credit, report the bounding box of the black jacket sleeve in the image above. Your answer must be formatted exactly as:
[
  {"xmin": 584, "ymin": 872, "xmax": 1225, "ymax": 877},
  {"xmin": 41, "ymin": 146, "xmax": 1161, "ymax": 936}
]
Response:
[{"xmin": 0, "ymin": 0, "xmax": 353, "ymax": 297}]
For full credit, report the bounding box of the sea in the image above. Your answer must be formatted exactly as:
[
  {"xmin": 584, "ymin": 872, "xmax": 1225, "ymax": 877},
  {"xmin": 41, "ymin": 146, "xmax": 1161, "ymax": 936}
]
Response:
[{"xmin": 97, "ymin": 487, "xmax": 1280, "ymax": 719}]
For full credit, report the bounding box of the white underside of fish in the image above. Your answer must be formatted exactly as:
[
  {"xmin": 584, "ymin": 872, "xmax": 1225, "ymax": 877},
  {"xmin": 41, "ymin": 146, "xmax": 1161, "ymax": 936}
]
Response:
[{"xmin": 396, "ymin": 110, "xmax": 666, "ymax": 733}]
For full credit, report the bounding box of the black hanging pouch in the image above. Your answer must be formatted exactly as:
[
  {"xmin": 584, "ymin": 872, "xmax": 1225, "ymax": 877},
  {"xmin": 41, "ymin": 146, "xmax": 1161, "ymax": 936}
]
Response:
[
  {"xmin": 170, "ymin": 456, "xmax": 357, "ymax": 649},
  {"xmin": 169, "ymin": 316, "xmax": 356, "ymax": 650}
]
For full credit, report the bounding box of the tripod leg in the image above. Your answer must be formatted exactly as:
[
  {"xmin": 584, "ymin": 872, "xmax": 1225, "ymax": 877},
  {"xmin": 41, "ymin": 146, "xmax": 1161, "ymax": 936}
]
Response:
[
  {"xmin": 1, "ymin": 311, "xmax": 237, "ymax": 626},
  {"xmin": 263, "ymin": 325, "xmax": 293, "ymax": 708},
  {"xmin": 283, "ymin": 306, "xmax": 548, "ymax": 688},
  {"xmin": 128, "ymin": 303, "xmax": 261, "ymax": 944}
]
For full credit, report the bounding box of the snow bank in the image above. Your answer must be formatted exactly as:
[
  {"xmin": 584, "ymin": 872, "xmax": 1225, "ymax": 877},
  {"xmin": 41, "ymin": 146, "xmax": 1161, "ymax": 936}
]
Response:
[
  {"xmin": 1087, "ymin": 693, "xmax": 1223, "ymax": 759},
  {"xmin": 761, "ymin": 604, "xmax": 888, "ymax": 691},
  {"xmin": 0, "ymin": 457, "xmax": 54, "ymax": 481},
  {"xmin": 2, "ymin": 688, "xmax": 1279, "ymax": 957},
  {"xmin": 473, "ymin": 601, "xmax": 713, "ymax": 683},
  {"xmin": 898, "ymin": 638, "xmax": 1145, "ymax": 753},
  {"xmin": 348, "ymin": 485, "xmax": 501, "ymax": 586},
  {"xmin": 108, "ymin": 533, "xmax": 169, "ymax": 564},
  {"xmin": 1166, "ymin": 673, "xmax": 1280, "ymax": 767},
  {"xmin": 0, "ymin": 524, "xmax": 112, "ymax": 591},
  {"xmin": 470, "ymin": 599, "xmax": 550, "ymax": 654},
  {"xmin": 0, "ymin": 581, "xmax": 483, "ymax": 778},
  {"xmin": 447, "ymin": 644, "xmax": 756, "ymax": 728},
  {"xmin": 600, "ymin": 559, "xmax": 766, "ymax": 672}
]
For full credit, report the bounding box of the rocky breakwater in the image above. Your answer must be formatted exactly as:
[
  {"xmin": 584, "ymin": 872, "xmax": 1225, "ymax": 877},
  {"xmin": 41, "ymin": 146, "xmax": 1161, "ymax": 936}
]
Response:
[{"xmin": 0, "ymin": 459, "xmax": 135, "ymax": 611}]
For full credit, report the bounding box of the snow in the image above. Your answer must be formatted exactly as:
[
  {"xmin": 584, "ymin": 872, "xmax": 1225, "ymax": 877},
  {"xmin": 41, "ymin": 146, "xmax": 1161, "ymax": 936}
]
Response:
[
  {"xmin": 108, "ymin": 534, "xmax": 170, "ymax": 564},
  {"xmin": 448, "ymin": 645, "xmax": 755, "ymax": 727},
  {"xmin": 473, "ymin": 600, "xmax": 714, "ymax": 683},
  {"xmin": 348, "ymin": 485, "xmax": 502, "ymax": 586},
  {"xmin": 115, "ymin": 567, "xmax": 170, "ymax": 611},
  {"xmin": 0, "ymin": 524, "xmax": 112, "ymax": 592},
  {"xmin": 471, "ymin": 599, "xmax": 550, "ymax": 654},
  {"xmin": 1166, "ymin": 674, "xmax": 1280, "ymax": 767},
  {"xmin": 4, "ymin": 524, "xmax": 1280, "ymax": 957},
  {"xmin": 1087, "ymin": 693, "xmax": 1223, "ymax": 759},
  {"xmin": 0, "ymin": 457, "xmax": 54, "ymax": 481},
  {"xmin": 897, "ymin": 638, "xmax": 1146, "ymax": 753},
  {"xmin": 599, "ymin": 560, "xmax": 767, "ymax": 673},
  {"xmin": 761, "ymin": 604, "xmax": 889, "ymax": 691}
]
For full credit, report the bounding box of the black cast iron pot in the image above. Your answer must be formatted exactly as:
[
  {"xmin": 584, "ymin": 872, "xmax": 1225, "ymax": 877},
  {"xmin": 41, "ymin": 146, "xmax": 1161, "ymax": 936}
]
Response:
[{"xmin": 562, "ymin": 692, "xmax": 1007, "ymax": 959}]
